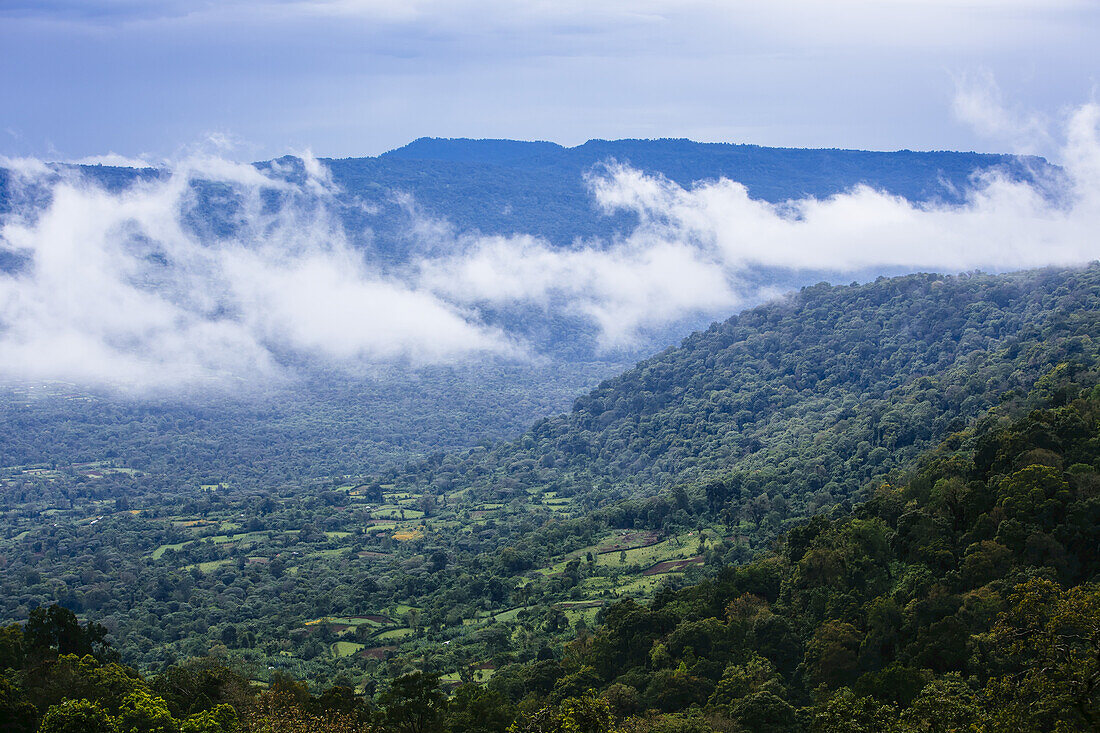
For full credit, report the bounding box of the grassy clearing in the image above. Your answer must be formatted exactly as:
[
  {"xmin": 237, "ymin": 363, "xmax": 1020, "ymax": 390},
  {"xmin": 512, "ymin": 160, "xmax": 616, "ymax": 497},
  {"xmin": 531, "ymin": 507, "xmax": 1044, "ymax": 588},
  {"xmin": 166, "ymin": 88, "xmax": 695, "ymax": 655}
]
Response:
[
  {"xmin": 440, "ymin": 667, "xmax": 495, "ymax": 684},
  {"xmin": 375, "ymin": 628, "xmax": 414, "ymax": 641},
  {"xmin": 490, "ymin": 607, "xmax": 525, "ymax": 623},
  {"xmin": 151, "ymin": 541, "xmax": 190, "ymax": 560},
  {"xmin": 373, "ymin": 507, "xmax": 425, "ymax": 520},
  {"xmin": 184, "ymin": 559, "xmax": 233, "ymax": 573},
  {"xmin": 333, "ymin": 641, "xmax": 365, "ymax": 658},
  {"xmin": 561, "ymin": 606, "xmax": 602, "ymax": 627},
  {"xmin": 593, "ymin": 533, "xmax": 710, "ymax": 569},
  {"xmin": 616, "ymin": 574, "xmax": 681, "ymax": 595}
]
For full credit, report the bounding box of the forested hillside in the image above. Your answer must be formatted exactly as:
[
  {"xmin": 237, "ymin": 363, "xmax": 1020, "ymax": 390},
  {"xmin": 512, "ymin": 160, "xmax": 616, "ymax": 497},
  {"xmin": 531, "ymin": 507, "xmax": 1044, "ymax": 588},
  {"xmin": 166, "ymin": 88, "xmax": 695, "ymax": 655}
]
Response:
[
  {"xmin": 486, "ymin": 364, "xmax": 1100, "ymax": 732},
  {"xmin": 3, "ymin": 266, "xmax": 1100, "ymax": 706},
  {"xmin": 341, "ymin": 138, "xmax": 1052, "ymax": 247},
  {"xmin": 4, "ymin": 319, "xmax": 1099, "ymax": 731},
  {"xmin": 389, "ymin": 267, "xmax": 1100, "ymax": 516},
  {"xmin": 0, "ymin": 140, "xmax": 1060, "ymax": 489}
]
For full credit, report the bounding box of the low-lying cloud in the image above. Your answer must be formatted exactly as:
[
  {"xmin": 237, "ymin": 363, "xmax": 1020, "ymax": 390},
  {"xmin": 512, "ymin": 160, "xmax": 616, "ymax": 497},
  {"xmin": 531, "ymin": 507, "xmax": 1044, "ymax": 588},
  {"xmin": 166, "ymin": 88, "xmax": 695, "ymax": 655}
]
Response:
[
  {"xmin": 4, "ymin": 103, "xmax": 1100, "ymax": 391},
  {"xmin": 0, "ymin": 154, "xmax": 516, "ymax": 390}
]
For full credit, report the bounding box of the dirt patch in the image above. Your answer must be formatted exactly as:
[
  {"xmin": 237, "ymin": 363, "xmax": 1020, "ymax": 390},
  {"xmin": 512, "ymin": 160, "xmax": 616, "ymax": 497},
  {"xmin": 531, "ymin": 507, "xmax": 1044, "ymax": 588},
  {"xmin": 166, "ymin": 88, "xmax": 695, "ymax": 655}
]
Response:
[
  {"xmin": 596, "ymin": 531, "xmax": 660, "ymax": 555},
  {"xmin": 359, "ymin": 646, "xmax": 397, "ymax": 660},
  {"xmin": 642, "ymin": 556, "xmax": 704, "ymax": 576}
]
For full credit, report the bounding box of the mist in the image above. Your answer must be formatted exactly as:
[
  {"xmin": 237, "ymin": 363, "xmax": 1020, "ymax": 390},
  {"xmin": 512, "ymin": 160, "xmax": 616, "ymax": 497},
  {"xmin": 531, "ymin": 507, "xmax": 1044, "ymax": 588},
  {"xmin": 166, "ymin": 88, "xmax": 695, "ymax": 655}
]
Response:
[{"xmin": 4, "ymin": 103, "xmax": 1100, "ymax": 391}]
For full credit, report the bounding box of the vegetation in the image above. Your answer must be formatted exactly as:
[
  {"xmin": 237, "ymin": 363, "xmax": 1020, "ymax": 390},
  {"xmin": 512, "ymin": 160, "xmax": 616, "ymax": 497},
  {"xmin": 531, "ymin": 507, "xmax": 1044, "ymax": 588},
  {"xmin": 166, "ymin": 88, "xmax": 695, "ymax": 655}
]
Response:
[
  {"xmin": 5, "ymin": 360, "xmax": 1100, "ymax": 730},
  {"xmin": 4, "ymin": 265, "xmax": 1100, "ymax": 730},
  {"xmin": 483, "ymin": 378, "xmax": 1100, "ymax": 730}
]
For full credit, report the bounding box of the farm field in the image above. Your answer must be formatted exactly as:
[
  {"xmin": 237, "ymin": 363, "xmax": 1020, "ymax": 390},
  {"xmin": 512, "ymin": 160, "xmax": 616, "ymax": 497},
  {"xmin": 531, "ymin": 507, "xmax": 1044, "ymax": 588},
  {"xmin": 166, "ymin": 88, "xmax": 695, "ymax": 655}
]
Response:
[{"xmin": 0, "ymin": 456, "xmax": 737, "ymax": 688}]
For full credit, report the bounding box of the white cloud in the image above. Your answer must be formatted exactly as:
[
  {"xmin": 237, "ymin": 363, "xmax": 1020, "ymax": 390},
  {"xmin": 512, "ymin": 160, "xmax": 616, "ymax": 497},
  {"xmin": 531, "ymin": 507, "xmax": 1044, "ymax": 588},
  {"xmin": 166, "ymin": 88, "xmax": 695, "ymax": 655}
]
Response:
[
  {"xmin": 418, "ymin": 103, "xmax": 1100, "ymax": 346},
  {"xmin": 0, "ymin": 155, "xmax": 515, "ymax": 391},
  {"xmin": 952, "ymin": 70, "xmax": 1054, "ymax": 155},
  {"xmin": 5, "ymin": 100, "xmax": 1100, "ymax": 391}
]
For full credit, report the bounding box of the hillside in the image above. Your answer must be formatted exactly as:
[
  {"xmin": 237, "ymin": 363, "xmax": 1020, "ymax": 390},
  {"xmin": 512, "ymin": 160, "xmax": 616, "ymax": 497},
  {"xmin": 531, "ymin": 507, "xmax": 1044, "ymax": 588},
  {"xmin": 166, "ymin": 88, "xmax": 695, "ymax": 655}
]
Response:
[
  {"xmin": 372, "ymin": 138, "xmax": 1050, "ymax": 244},
  {"xmin": 3, "ymin": 138, "xmax": 1051, "ymax": 258},
  {"xmin": 390, "ymin": 267, "xmax": 1100, "ymax": 517},
  {"xmin": 4, "ymin": 283, "xmax": 1099, "ymax": 731},
  {"xmin": 0, "ymin": 140, "xmax": 1060, "ymax": 488},
  {"xmin": 490, "ymin": 366, "xmax": 1100, "ymax": 732},
  {"xmin": 3, "ymin": 266, "xmax": 1100, "ymax": 699}
]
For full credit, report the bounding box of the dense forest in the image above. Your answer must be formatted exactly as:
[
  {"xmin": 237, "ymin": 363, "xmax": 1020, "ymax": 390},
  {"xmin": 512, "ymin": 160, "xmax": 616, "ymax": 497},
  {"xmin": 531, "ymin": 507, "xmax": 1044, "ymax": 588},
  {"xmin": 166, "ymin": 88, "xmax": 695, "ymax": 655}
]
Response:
[
  {"xmin": 4, "ymin": 265, "xmax": 1100, "ymax": 717},
  {"xmin": 4, "ymin": 339, "xmax": 1099, "ymax": 730}
]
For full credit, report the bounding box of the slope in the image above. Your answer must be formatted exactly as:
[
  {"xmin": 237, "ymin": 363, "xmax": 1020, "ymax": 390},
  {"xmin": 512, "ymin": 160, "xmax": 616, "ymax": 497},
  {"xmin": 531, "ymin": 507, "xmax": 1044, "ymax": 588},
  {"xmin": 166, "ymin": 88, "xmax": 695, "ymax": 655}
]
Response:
[
  {"xmin": 392, "ymin": 266, "xmax": 1100, "ymax": 521},
  {"xmin": 5, "ymin": 266, "xmax": 1100, "ymax": 690},
  {"xmin": 493, "ymin": 362, "xmax": 1100, "ymax": 733}
]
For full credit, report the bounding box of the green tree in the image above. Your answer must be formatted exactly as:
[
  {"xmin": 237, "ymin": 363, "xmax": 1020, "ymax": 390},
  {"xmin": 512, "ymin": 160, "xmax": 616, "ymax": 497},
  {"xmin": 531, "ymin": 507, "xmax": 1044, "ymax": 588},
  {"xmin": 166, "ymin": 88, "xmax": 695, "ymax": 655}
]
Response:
[
  {"xmin": 0, "ymin": 675, "xmax": 38, "ymax": 733},
  {"xmin": 0, "ymin": 624, "xmax": 26, "ymax": 670},
  {"xmin": 507, "ymin": 694, "xmax": 613, "ymax": 733},
  {"xmin": 179, "ymin": 705, "xmax": 237, "ymax": 733},
  {"xmin": 446, "ymin": 684, "xmax": 514, "ymax": 733},
  {"xmin": 901, "ymin": 675, "xmax": 978, "ymax": 733},
  {"xmin": 115, "ymin": 690, "xmax": 176, "ymax": 733},
  {"xmin": 810, "ymin": 688, "xmax": 899, "ymax": 733},
  {"xmin": 728, "ymin": 691, "xmax": 796, "ymax": 733},
  {"xmin": 24, "ymin": 606, "xmax": 114, "ymax": 663},
  {"xmin": 379, "ymin": 671, "xmax": 445, "ymax": 733},
  {"xmin": 37, "ymin": 699, "xmax": 116, "ymax": 733}
]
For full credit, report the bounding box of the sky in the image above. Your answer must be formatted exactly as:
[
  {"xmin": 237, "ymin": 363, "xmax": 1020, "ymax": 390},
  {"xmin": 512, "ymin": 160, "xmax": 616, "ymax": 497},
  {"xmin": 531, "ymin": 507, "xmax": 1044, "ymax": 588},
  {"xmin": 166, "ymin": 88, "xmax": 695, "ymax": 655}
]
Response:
[
  {"xmin": 2, "ymin": 0, "xmax": 1099, "ymax": 161},
  {"xmin": 5, "ymin": 0, "xmax": 1100, "ymax": 391}
]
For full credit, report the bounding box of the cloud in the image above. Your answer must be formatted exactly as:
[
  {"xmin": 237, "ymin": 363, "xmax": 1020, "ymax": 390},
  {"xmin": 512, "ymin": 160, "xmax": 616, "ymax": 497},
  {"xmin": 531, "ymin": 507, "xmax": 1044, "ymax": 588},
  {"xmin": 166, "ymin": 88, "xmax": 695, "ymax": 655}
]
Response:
[
  {"xmin": 5, "ymin": 101, "xmax": 1100, "ymax": 392},
  {"xmin": 416, "ymin": 103, "xmax": 1100, "ymax": 347},
  {"xmin": 0, "ymin": 155, "xmax": 515, "ymax": 391},
  {"xmin": 952, "ymin": 70, "xmax": 1054, "ymax": 155},
  {"xmin": 418, "ymin": 233, "xmax": 738, "ymax": 349}
]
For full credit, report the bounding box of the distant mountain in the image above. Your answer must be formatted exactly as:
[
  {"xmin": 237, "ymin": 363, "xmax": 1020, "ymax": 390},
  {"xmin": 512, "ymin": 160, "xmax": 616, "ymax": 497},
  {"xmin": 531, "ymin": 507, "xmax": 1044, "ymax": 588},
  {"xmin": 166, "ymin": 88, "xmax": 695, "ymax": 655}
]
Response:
[
  {"xmin": 0, "ymin": 140, "xmax": 1066, "ymax": 482},
  {"xmin": 340, "ymin": 137, "xmax": 1052, "ymax": 247},
  {"xmin": 1, "ymin": 138, "xmax": 1054, "ymax": 252}
]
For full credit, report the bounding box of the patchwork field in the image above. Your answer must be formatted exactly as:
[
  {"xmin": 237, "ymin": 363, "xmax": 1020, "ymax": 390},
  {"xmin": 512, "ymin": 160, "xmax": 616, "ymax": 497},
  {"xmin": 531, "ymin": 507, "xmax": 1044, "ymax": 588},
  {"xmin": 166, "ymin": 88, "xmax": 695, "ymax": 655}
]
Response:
[{"xmin": 1, "ymin": 463, "xmax": 733, "ymax": 687}]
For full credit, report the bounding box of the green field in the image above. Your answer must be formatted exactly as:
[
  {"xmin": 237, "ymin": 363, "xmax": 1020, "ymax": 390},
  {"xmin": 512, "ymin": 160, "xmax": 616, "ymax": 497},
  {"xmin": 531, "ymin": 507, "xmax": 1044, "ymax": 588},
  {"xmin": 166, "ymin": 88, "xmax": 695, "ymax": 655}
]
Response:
[
  {"xmin": 375, "ymin": 628, "xmax": 414, "ymax": 641},
  {"xmin": 332, "ymin": 641, "xmax": 365, "ymax": 658}
]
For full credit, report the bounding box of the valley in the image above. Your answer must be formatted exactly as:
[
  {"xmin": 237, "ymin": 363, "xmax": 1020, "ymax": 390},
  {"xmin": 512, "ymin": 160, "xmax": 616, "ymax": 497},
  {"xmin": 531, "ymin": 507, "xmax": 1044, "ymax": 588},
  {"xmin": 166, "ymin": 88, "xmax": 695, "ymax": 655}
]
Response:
[{"xmin": 4, "ymin": 265, "xmax": 1100, "ymax": 732}]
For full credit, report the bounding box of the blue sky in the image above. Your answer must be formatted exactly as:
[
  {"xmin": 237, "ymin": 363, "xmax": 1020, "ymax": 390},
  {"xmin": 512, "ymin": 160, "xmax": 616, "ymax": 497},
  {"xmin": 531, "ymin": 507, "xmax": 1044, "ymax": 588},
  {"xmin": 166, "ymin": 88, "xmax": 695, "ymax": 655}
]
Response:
[{"xmin": 2, "ymin": 0, "xmax": 1099, "ymax": 161}]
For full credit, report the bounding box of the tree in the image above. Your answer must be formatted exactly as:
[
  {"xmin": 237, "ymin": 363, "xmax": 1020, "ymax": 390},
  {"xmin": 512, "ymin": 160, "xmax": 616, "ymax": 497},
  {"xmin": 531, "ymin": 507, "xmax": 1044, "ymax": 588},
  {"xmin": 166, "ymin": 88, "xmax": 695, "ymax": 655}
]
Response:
[
  {"xmin": 0, "ymin": 675, "xmax": 38, "ymax": 733},
  {"xmin": 115, "ymin": 690, "xmax": 177, "ymax": 733},
  {"xmin": 507, "ymin": 694, "xmax": 613, "ymax": 733},
  {"xmin": 446, "ymin": 684, "xmax": 514, "ymax": 733},
  {"xmin": 24, "ymin": 606, "xmax": 115, "ymax": 663},
  {"xmin": 379, "ymin": 671, "xmax": 445, "ymax": 733},
  {"xmin": 901, "ymin": 675, "xmax": 978, "ymax": 733},
  {"xmin": 729, "ymin": 691, "xmax": 797, "ymax": 733},
  {"xmin": 0, "ymin": 624, "xmax": 26, "ymax": 670},
  {"xmin": 37, "ymin": 699, "xmax": 115, "ymax": 733},
  {"xmin": 180, "ymin": 705, "xmax": 238, "ymax": 733},
  {"xmin": 806, "ymin": 621, "xmax": 861, "ymax": 688},
  {"xmin": 810, "ymin": 688, "xmax": 898, "ymax": 733}
]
